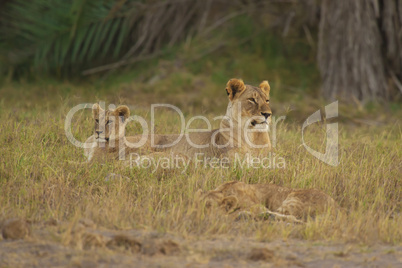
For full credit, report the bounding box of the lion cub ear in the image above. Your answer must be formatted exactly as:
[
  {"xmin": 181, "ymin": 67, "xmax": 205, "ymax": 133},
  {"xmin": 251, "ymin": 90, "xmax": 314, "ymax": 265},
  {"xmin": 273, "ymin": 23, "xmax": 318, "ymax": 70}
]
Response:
[
  {"xmin": 92, "ymin": 103, "xmax": 103, "ymax": 119},
  {"xmin": 226, "ymin": 78, "xmax": 246, "ymax": 100},
  {"xmin": 259, "ymin": 80, "xmax": 270, "ymax": 95},
  {"xmin": 220, "ymin": 195, "xmax": 238, "ymax": 212},
  {"xmin": 114, "ymin": 105, "xmax": 130, "ymax": 122}
]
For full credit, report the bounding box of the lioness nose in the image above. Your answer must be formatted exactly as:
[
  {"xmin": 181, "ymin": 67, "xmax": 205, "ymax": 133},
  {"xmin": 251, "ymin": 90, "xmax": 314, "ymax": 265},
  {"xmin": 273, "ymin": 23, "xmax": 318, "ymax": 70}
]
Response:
[
  {"xmin": 96, "ymin": 131, "xmax": 103, "ymax": 135},
  {"xmin": 261, "ymin": 112, "xmax": 271, "ymax": 119}
]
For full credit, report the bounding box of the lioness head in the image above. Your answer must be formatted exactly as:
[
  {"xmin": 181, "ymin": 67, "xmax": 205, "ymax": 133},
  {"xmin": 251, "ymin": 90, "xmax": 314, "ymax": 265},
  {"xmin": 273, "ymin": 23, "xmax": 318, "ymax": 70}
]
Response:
[
  {"xmin": 92, "ymin": 103, "xmax": 130, "ymax": 142},
  {"xmin": 225, "ymin": 79, "xmax": 272, "ymax": 130}
]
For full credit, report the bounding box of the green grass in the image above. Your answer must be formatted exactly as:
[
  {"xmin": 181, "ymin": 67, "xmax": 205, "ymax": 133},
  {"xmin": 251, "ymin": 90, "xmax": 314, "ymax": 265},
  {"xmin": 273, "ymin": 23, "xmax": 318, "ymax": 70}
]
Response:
[
  {"xmin": 0, "ymin": 76, "xmax": 401, "ymax": 245},
  {"xmin": 0, "ymin": 25, "xmax": 401, "ymax": 249}
]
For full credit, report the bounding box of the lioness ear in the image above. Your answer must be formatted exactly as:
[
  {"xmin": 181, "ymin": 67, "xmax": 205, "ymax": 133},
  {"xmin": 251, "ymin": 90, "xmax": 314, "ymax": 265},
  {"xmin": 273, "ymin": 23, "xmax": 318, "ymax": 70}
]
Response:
[
  {"xmin": 226, "ymin": 78, "xmax": 246, "ymax": 100},
  {"xmin": 220, "ymin": 196, "xmax": 238, "ymax": 212},
  {"xmin": 114, "ymin": 105, "xmax": 130, "ymax": 122},
  {"xmin": 92, "ymin": 103, "xmax": 102, "ymax": 119},
  {"xmin": 259, "ymin": 80, "xmax": 270, "ymax": 95}
]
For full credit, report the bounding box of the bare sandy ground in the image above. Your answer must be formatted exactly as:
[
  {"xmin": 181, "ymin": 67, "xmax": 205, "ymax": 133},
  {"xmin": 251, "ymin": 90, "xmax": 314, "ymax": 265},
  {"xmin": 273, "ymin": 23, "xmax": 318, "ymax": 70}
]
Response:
[{"xmin": 0, "ymin": 220, "xmax": 401, "ymax": 268}]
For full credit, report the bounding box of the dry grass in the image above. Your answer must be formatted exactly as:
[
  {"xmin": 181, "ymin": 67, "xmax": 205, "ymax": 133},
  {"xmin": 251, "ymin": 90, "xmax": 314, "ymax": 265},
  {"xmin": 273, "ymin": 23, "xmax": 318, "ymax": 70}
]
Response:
[
  {"xmin": 0, "ymin": 77, "xmax": 400, "ymax": 249},
  {"xmin": 0, "ymin": 76, "xmax": 401, "ymax": 267}
]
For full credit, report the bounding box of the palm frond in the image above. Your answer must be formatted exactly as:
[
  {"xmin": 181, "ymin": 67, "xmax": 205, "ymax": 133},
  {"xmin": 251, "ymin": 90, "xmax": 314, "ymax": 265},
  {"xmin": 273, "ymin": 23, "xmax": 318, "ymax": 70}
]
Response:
[
  {"xmin": 0, "ymin": 0, "xmax": 134, "ymax": 76},
  {"xmin": 0, "ymin": 0, "xmax": 249, "ymax": 77}
]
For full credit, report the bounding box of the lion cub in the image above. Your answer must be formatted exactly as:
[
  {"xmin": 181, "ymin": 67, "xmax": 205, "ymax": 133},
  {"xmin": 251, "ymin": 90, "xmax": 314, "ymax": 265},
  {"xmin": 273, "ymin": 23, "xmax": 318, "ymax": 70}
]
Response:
[{"xmin": 198, "ymin": 181, "xmax": 338, "ymax": 222}]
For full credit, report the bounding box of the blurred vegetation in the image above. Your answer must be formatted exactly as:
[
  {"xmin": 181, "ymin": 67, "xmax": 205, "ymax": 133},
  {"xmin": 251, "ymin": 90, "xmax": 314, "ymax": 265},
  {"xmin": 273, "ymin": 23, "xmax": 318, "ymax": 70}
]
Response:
[
  {"xmin": 0, "ymin": 0, "xmax": 327, "ymax": 112},
  {"xmin": 1, "ymin": 0, "xmax": 149, "ymax": 76},
  {"xmin": 0, "ymin": 0, "xmax": 400, "ymax": 104},
  {"xmin": 0, "ymin": 0, "xmax": 317, "ymax": 78}
]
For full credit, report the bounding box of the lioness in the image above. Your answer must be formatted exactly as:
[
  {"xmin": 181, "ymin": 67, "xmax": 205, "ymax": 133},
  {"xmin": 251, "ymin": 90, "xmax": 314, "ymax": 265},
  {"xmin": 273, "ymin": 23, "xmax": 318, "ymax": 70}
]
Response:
[
  {"xmin": 85, "ymin": 78, "xmax": 272, "ymax": 162},
  {"xmin": 84, "ymin": 104, "xmax": 130, "ymax": 162},
  {"xmin": 197, "ymin": 181, "xmax": 338, "ymax": 222}
]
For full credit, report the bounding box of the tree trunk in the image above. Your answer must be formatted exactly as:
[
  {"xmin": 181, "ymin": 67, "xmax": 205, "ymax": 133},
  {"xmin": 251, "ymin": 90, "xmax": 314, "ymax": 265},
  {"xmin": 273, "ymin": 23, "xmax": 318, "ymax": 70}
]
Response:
[{"xmin": 318, "ymin": 0, "xmax": 402, "ymax": 103}]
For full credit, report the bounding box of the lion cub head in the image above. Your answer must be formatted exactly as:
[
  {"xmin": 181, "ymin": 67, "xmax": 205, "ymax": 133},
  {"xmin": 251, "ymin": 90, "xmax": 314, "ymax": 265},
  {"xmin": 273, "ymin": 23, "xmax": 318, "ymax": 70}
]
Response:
[
  {"xmin": 196, "ymin": 182, "xmax": 257, "ymax": 213},
  {"xmin": 92, "ymin": 103, "xmax": 130, "ymax": 142},
  {"xmin": 225, "ymin": 79, "xmax": 272, "ymax": 130},
  {"xmin": 196, "ymin": 189, "xmax": 240, "ymax": 213}
]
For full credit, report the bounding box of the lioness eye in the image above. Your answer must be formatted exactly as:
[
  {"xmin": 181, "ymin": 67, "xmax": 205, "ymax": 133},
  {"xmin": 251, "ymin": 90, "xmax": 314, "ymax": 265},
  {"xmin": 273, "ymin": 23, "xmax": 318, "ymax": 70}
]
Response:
[
  {"xmin": 106, "ymin": 120, "xmax": 111, "ymax": 124},
  {"xmin": 248, "ymin": 98, "xmax": 257, "ymax": 104},
  {"xmin": 95, "ymin": 119, "xmax": 99, "ymax": 123},
  {"xmin": 266, "ymin": 100, "xmax": 270, "ymax": 103}
]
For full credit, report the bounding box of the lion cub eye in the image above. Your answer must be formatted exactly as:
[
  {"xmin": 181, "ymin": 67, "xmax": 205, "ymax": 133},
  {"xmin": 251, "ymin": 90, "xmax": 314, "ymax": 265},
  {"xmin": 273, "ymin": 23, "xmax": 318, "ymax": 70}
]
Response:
[
  {"xmin": 95, "ymin": 119, "xmax": 99, "ymax": 123},
  {"xmin": 248, "ymin": 98, "xmax": 257, "ymax": 104},
  {"xmin": 106, "ymin": 120, "xmax": 111, "ymax": 124},
  {"xmin": 266, "ymin": 100, "xmax": 270, "ymax": 103}
]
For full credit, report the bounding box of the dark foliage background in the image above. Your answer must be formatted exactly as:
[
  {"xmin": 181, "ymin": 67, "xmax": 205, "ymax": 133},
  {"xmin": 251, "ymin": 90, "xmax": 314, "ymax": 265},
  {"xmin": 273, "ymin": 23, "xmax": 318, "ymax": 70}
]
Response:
[{"xmin": 0, "ymin": 0, "xmax": 401, "ymax": 103}]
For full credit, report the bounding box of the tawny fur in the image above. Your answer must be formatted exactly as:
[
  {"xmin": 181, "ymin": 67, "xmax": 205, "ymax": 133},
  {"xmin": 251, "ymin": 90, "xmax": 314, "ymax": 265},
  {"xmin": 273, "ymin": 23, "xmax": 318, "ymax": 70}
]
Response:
[
  {"xmin": 85, "ymin": 79, "xmax": 272, "ymax": 162},
  {"xmin": 84, "ymin": 103, "xmax": 130, "ymax": 162},
  {"xmin": 198, "ymin": 181, "xmax": 338, "ymax": 222}
]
